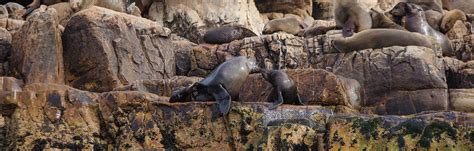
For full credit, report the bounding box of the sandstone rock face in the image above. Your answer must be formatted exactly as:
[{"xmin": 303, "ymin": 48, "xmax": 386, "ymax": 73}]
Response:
[
  {"xmin": 11, "ymin": 7, "xmax": 64, "ymax": 85},
  {"xmin": 147, "ymin": 0, "xmax": 265, "ymax": 43},
  {"xmin": 114, "ymin": 76, "xmax": 203, "ymax": 97},
  {"xmin": 48, "ymin": 2, "xmax": 74, "ymax": 27},
  {"xmin": 450, "ymin": 89, "xmax": 474, "ymax": 112},
  {"xmin": 255, "ymin": 0, "xmax": 313, "ymax": 19},
  {"xmin": 63, "ymin": 7, "xmax": 175, "ymax": 92},
  {"xmin": 239, "ymin": 69, "xmax": 355, "ymax": 107}
]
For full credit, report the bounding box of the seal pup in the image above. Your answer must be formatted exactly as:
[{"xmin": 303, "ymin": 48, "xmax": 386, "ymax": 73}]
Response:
[
  {"xmin": 263, "ymin": 16, "xmax": 306, "ymax": 35},
  {"xmin": 261, "ymin": 69, "xmax": 304, "ymax": 109},
  {"xmin": 404, "ymin": 3, "xmax": 453, "ymax": 56},
  {"xmin": 334, "ymin": 0, "xmax": 372, "ymax": 37},
  {"xmin": 169, "ymin": 56, "xmax": 260, "ymax": 115},
  {"xmin": 203, "ymin": 25, "xmax": 257, "ymax": 44},
  {"xmin": 332, "ymin": 29, "xmax": 437, "ymax": 52},
  {"xmin": 369, "ymin": 8, "xmax": 405, "ymax": 30},
  {"xmin": 440, "ymin": 9, "xmax": 467, "ymax": 33}
]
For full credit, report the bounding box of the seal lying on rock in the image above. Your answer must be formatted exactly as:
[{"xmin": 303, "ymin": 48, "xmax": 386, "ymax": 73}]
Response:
[
  {"xmin": 170, "ymin": 56, "xmax": 260, "ymax": 115},
  {"xmin": 203, "ymin": 25, "xmax": 257, "ymax": 44},
  {"xmin": 261, "ymin": 69, "xmax": 304, "ymax": 109},
  {"xmin": 440, "ymin": 9, "xmax": 467, "ymax": 33},
  {"xmin": 332, "ymin": 29, "xmax": 436, "ymax": 52},
  {"xmin": 403, "ymin": 3, "xmax": 453, "ymax": 56},
  {"xmin": 263, "ymin": 16, "xmax": 306, "ymax": 35},
  {"xmin": 334, "ymin": 0, "xmax": 372, "ymax": 37}
]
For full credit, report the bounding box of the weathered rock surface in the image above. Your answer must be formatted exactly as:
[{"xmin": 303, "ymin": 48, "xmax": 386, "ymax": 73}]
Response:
[
  {"xmin": 1, "ymin": 87, "xmax": 472, "ymax": 150},
  {"xmin": 4, "ymin": 2, "xmax": 25, "ymax": 20},
  {"xmin": 48, "ymin": 2, "xmax": 74, "ymax": 27},
  {"xmin": 0, "ymin": 77, "xmax": 23, "ymax": 91},
  {"xmin": 63, "ymin": 7, "xmax": 175, "ymax": 92},
  {"xmin": 11, "ymin": 7, "xmax": 64, "ymax": 85},
  {"xmin": 239, "ymin": 69, "xmax": 355, "ymax": 107},
  {"xmin": 147, "ymin": 0, "xmax": 265, "ymax": 43},
  {"xmin": 0, "ymin": 18, "xmax": 24, "ymax": 34},
  {"xmin": 114, "ymin": 76, "xmax": 203, "ymax": 97}
]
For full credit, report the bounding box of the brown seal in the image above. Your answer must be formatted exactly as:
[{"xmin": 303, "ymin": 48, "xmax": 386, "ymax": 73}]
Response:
[
  {"xmin": 440, "ymin": 9, "xmax": 467, "ymax": 33},
  {"xmin": 424, "ymin": 10, "xmax": 443, "ymax": 31},
  {"xmin": 261, "ymin": 69, "xmax": 304, "ymax": 109},
  {"xmin": 442, "ymin": 0, "xmax": 474, "ymax": 14},
  {"xmin": 404, "ymin": 3, "xmax": 454, "ymax": 56},
  {"xmin": 369, "ymin": 8, "xmax": 405, "ymax": 30},
  {"xmin": 334, "ymin": 0, "xmax": 372, "ymax": 37},
  {"xmin": 203, "ymin": 25, "xmax": 257, "ymax": 44},
  {"xmin": 263, "ymin": 16, "xmax": 306, "ymax": 35},
  {"xmin": 332, "ymin": 29, "xmax": 436, "ymax": 53}
]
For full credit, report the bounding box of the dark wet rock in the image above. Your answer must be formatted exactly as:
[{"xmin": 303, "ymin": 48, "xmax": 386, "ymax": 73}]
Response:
[
  {"xmin": 10, "ymin": 6, "xmax": 64, "ymax": 85},
  {"xmin": 63, "ymin": 7, "xmax": 175, "ymax": 92}
]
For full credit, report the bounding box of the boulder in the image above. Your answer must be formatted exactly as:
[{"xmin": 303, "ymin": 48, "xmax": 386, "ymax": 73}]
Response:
[
  {"xmin": 0, "ymin": 18, "xmax": 24, "ymax": 34},
  {"xmin": 114, "ymin": 76, "xmax": 203, "ymax": 97},
  {"xmin": 10, "ymin": 6, "xmax": 64, "ymax": 85},
  {"xmin": 446, "ymin": 20, "xmax": 469, "ymax": 40},
  {"xmin": 239, "ymin": 69, "xmax": 354, "ymax": 107},
  {"xmin": 63, "ymin": 7, "xmax": 175, "ymax": 92},
  {"xmin": 449, "ymin": 89, "xmax": 474, "ymax": 112},
  {"xmin": 147, "ymin": 0, "xmax": 265, "ymax": 43}
]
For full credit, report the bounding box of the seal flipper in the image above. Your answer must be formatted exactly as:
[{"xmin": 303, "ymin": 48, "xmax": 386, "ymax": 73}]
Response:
[
  {"xmin": 210, "ymin": 84, "xmax": 232, "ymax": 115},
  {"xmin": 269, "ymin": 88, "xmax": 284, "ymax": 110}
]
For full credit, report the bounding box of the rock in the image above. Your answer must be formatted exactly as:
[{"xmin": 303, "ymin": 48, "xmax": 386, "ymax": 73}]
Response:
[
  {"xmin": 449, "ymin": 89, "xmax": 474, "ymax": 112},
  {"xmin": 0, "ymin": 77, "xmax": 23, "ymax": 91},
  {"xmin": 4, "ymin": 2, "xmax": 25, "ymax": 20},
  {"xmin": 255, "ymin": 0, "xmax": 313, "ymax": 19},
  {"xmin": 316, "ymin": 46, "xmax": 448, "ymax": 115},
  {"xmin": 114, "ymin": 76, "xmax": 203, "ymax": 97},
  {"xmin": 0, "ymin": 18, "xmax": 24, "ymax": 34},
  {"xmin": 174, "ymin": 39, "xmax": 196, "ymax": 76},
  {"xmin": 10, "ymin": 6, "xmax": 64, "ymax": 85},
  {"xmin": 447, "ymin": 64, "xmax": 474, "ymax": 88},
  {"xmin": 446, "ymin": 20, "xmax": 469, "ymax": 40},
  {"xmin": 0, "ymin": 5, "xmax": 7, "ymax": 19},
  {"xmin": 452, "ymin": 34, "xmax": 474, "ymax": 61},
  {"xmin": 0, "ymin": 27, "xmax": 11, "ymax": 75},
  {"xmin": 327, "ymin": 112, "xmax": 474, "ymax": 150},
  {"xmin": 147, "ymin": 0, "xmax": 265, "ymax": 43},
  {"xmin": 63, "ymin": 7, "xmax": 175, "ymax": 92},
  {"xmin": 0, "ymin": 84, "xmax": 101, "ymax": 150},
  {"xmin": 239, "ymin": 69, "xmax": 352, "ymax": 107},
  {"xmin": 48, "ymin": 2, "xmax": 74, "ymax": 27}
]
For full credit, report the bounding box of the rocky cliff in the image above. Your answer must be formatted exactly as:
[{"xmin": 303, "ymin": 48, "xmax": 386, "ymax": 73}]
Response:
[{"xmin": 0, "ymin": 0, "xmax": 473, "ymax": 150}]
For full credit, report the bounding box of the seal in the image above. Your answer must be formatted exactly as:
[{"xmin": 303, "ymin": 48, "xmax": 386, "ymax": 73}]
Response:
[
  {"xmin": 203, "ymin": 25, "xmax": 257, "ymax": 44},
  {"xmin": 404, "ymin": 3, "xmax": 453, "ymax": 56},
  {"xmin": 332, "ymin": 29, "xmax": 436, "ymax": 52},
  {"xmin": 406, "ymin": 0, "xmax": 443, "ymax": 12},
  {"xmin": 424, "ymin": 10, "xmax": 443, "ymax": 31},
  {"xmin": 334, "ymin": 0, "xmax": 372, "ymax": 37},
  {"xmin": 263, "ymin": 16, "xmax": 306, "ymax": 35},
  {"xmin": 369, "ymin": 8, "xmax": 405, "ymax": 30},
  {"xmin": 261, "ymin": 69, "xmax": 304, "ymax": 109},
  {"xmin": 169, "ymin": 56, "xmax": 260, "ymax": 115},
  {"xmin": 301, "ymin": 25, "xmax": 337, "ymax": 38},
  {"xmin": 440, "ymin": 9, "xmax": 467, "ymax": 33}
]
